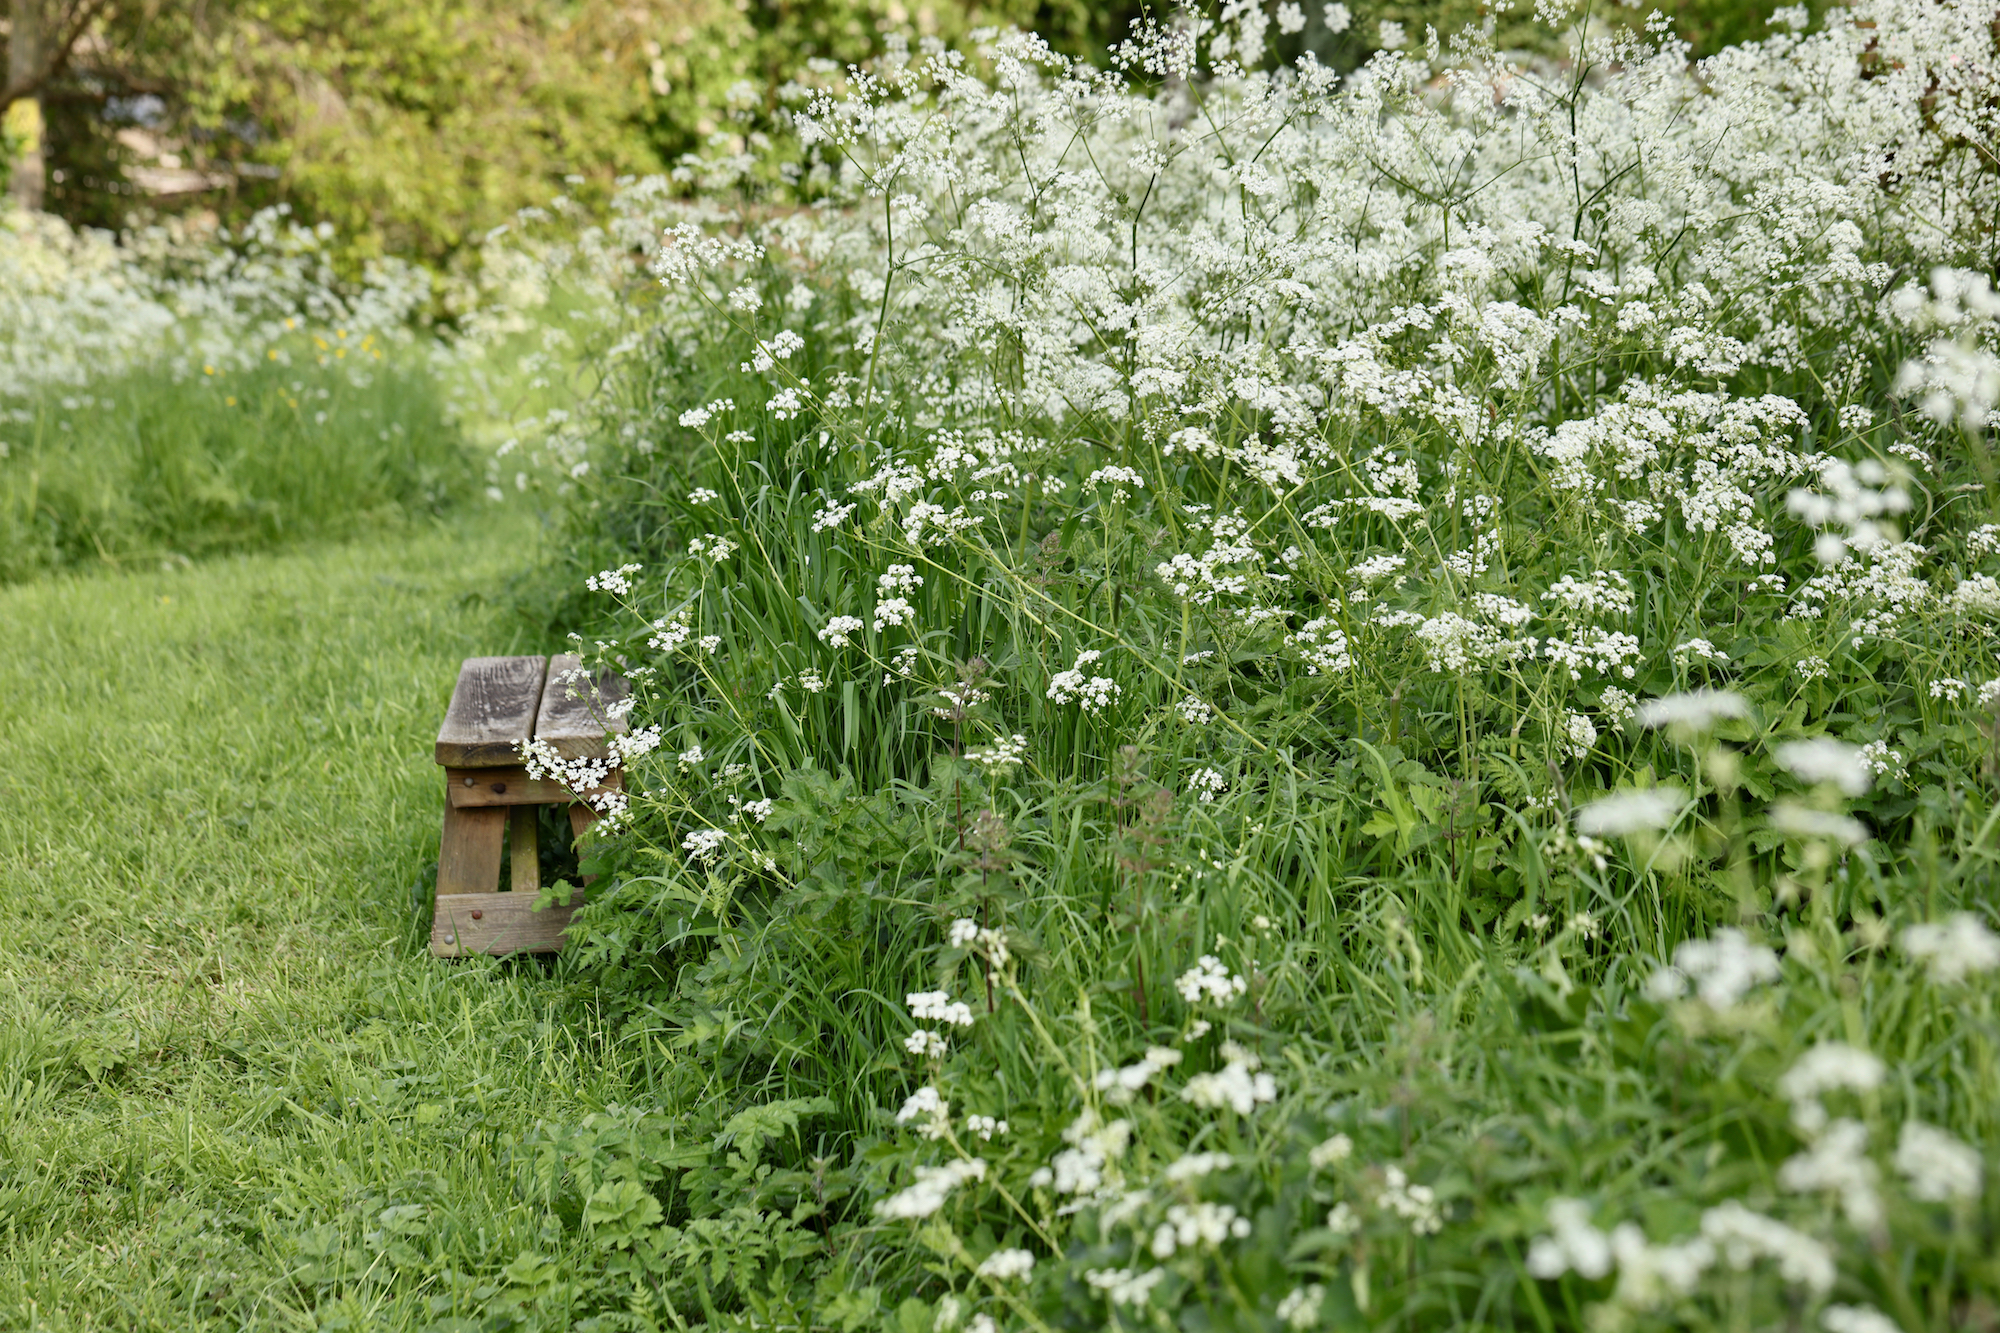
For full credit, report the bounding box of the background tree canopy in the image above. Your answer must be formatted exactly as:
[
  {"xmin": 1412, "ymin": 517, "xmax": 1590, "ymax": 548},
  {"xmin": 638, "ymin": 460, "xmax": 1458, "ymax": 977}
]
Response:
[{"xmin": 3, "ymin": 0, "xmax": 1809, "ymax": 264}]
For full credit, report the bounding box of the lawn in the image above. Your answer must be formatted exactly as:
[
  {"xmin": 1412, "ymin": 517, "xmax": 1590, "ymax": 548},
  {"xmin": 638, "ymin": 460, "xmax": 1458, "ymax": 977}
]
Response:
[{"xmin": 0, "ymin": 509, "xmax": 638, "ymax": 1329}]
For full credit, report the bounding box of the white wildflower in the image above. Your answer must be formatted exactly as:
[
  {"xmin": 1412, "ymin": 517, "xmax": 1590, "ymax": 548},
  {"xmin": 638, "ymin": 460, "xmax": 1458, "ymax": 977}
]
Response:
[
  {"xmin": 1175, "ymin": 955, "xmax": 1247, "ymax": 1006},
  {"xmin": 1276, "ymin": 1284, "xmax": 1324, "ymax": 1330},
  {"xmin": 1046, "ymin": 650, "xmax": 1120, "ymax": 713},
  {"xmin": 1645, "ymin": 928, "xmax": 1780, "ymax": 1010},
  {"xmin": 1778, "ymin": 1118, "xmax": 1882, "ymax": 1228},
  {"xmin": 1900, "ymin": 913, "xmax": 2000, "ymax": 983},
  {"xmin": 977, "ymin": 1248, "xmax": 1035, "ymax": 1280},
  {"xmin": 875, "ymin": 1158, "xmax": 985, "ymax": 1219},
  {"xmin": 1637, "ymin": 690, "xmax": 1750, "ymax": 731},
  {"xmin": 819, "ymin": 615, "xmax": 865, "ymax": 647},
  {"xmin": 1182, "ymin": 1052, "xmax": 1277, "ymax": 1116},
  {"xmin": 1526, "ymin": 1199, "xmax": 1613, "ymax": 1281},
  {"xmin": 1575, "ymin": 787, "xmax": 1684, "ymax": 837},
  {"xmin": 585, "ymin": 563, "xmax": 642, "ymax": 595},
  {"xmin": 1768, "ymin": 802, "xmax": 1868, "ymax": 847},
  {"xmin": 1162, "ymin": 1151, "xmax": 1233, "ymax": 1183},
  {"xmin": 1774, "ymin": 737, "xmax": 1872, "ymax": 796},
  {"xmin": 1093, "ymin": 1046, "xmax": 1183, "ymax": 1103},
  {"xmin": 1823, "ymin": 1306, "xmax": 1902, "ymax": 1333},
  {"xmin": 1375, "ymin": 1166, "xmax": 1442, "ymax": 1236},
  {"xmin": 681, "ymin": 828, "xmax": 729, "ymax": 865},
  {"xmin": 965, "ymin": 1114, "xmax": 1008, "ymax": 1141},
  {"xmin": 907, "ymin": 991, "xmax": 975, "ymax": 1027},
  {"xmin": 1893, "ymin": 1121, "xmax": 1982, "ymax": 1203},
  {"xmin": 1308, "ymin": 1134, "xmax": 1353, "ymax": 1169},
  {"xmin": 1779, "ymin": 1043, "xmax": 1886, "ymax": 1134},
  {"xmin": 1083, "ymin": 1267, "xmax": 1165, "ymax": 1307}
]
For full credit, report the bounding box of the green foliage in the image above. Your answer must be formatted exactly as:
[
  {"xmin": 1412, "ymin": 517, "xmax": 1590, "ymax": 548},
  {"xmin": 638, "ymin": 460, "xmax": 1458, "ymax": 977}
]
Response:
[
  {"xmin": 483, "ymin": 6, "xmax": 2000, "ymax": 1326},
  {"xmin": 24, "ymin": 0, "xmax": 1086, "ymax": 262},
  {"xmin": 0, "ymin": 340, "xmax": 469, "ymax": 581}
]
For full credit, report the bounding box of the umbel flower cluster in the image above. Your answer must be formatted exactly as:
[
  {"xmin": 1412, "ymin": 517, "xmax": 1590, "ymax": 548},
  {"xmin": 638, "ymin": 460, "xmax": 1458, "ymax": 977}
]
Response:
[{"xmin": 500, "ymin": 0, "xmax": 2000, "ymax": 1328}]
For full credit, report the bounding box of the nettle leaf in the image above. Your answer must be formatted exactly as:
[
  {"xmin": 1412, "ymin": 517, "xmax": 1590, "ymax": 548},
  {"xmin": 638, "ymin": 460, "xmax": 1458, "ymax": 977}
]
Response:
[
  {"xmin": 715, "ymin": 1096, "xmax": 837, "ymax": 1166},
  {"xmin": 583, "ymin": 1179, "xmax": 664, "ymax": 1250}
]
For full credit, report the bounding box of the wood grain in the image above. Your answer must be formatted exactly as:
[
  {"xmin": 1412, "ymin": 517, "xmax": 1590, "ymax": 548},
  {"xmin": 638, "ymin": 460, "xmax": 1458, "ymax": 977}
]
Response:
[
  {"xmin": 437, "ymin": 803, "xmax": 506, "ymax": 896},
  {"xmin": 532, "ymin": 653, "xmax": 630, "ymax": 761},
  {"xmin": 444, "ymin": 767, "xmax": 623, "ymax": 808},
  {"xmin": 569, "ymin": 804, "xmax": 599, "ymax": 884},
  {"xmin": 509, "ymin": 806, "xmax": 541, "ymax": 894},
  {"xmin": 429, "ymin": 890, "xmax": 584, "ymax": 957},
  {"xmin": 434, "ymin": 655, "xmax": 548, "ymax": 768}
]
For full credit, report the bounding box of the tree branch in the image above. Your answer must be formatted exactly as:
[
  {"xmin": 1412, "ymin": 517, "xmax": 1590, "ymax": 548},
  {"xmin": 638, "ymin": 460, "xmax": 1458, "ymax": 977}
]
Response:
[{"xmin": 2, "ymin": 0, "xmax": 116, "ymax": 106}]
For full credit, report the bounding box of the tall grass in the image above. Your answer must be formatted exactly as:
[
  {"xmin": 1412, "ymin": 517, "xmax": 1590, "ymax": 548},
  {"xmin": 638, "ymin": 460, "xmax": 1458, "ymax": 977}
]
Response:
[{"xmin": 0, "ymin": 343, "xmax": 471, "ymax": 581}]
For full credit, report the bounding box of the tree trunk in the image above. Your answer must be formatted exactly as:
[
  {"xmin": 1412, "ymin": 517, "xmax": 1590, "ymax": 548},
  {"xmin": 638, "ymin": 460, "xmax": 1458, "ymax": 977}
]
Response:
[{"xmin": 6, "ymin": 0, "xmax": 45, "ymax": 212}]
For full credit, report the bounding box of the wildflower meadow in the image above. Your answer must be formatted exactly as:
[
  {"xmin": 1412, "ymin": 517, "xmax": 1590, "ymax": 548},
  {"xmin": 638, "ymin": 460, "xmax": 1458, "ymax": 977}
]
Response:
[{"xmin": 3, "ymin": 1, "xmax": 1999, "ymax": 1330}]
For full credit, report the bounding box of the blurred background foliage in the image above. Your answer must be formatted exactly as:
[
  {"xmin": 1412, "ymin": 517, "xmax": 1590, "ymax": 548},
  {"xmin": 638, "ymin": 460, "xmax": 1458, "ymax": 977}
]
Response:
[{"xmin": 2, "ymin": 0, "xmax": 1811, "ymax": 267}]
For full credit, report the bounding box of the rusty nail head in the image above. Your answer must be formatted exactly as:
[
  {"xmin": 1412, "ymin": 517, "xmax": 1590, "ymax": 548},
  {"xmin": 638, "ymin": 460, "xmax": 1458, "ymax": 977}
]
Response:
[
  {"xmin": 491, "ymin": 782, "xmax": 506, "ymax": 793},
  {"xmin": 470, "ymin": 909, "xmax": 483, "ymax": 919}
]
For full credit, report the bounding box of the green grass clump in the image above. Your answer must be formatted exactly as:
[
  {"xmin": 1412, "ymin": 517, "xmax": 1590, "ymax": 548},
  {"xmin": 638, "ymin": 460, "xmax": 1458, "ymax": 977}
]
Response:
[{"xmin": 0, "ymin": 344, "xmax": 470, "ymax": 582}]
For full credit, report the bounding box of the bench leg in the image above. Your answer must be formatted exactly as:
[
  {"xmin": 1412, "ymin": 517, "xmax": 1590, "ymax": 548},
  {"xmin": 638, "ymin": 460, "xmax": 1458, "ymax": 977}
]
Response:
[
  {"xmin": 569, "ymin": 804, "xmax": 599, "ymax": 885},
  {"xmin": 438, "ymin": 803, "xmax": 506, "ymax": 895},
  {"xmin": 434, "ymin": 802, "xmax": 507, "ymax": 957},
  {"xmin": 509, "ymin": 805, "xmax": 541, "ymax": 894}
]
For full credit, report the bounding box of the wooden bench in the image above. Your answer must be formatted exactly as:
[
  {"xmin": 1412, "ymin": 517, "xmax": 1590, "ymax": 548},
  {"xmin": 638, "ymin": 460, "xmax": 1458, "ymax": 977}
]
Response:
[{"xmin": 430, "ymin": 653, "xmax": 628, "ymax": 957}]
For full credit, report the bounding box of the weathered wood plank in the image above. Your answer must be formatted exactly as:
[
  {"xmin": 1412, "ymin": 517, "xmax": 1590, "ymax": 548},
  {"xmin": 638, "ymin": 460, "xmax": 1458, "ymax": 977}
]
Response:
[
  {"xmin": 429, "ymin": 890, "xmax": 583, "ymax": 957},
  {"xmin": 509, "ymin": 806, "xmax": 541, "ymax": 895},
  {"xmin": 445, "ymin": 767, "xmax": 623, "ymax": 808},
  {"xmin": 533, "ymin": 653, "xmax": 630, "ymax": 761},
  {"xmin": 569, "ymin": 804, "xmax": 599, "ymax": 884},
  {"xmin": 434, "ymin": 655, "xmax": 548, "ymax": 768},
  {"xmin": 437, "ymin": 803, "xmax": 506, "ymax": 896}
]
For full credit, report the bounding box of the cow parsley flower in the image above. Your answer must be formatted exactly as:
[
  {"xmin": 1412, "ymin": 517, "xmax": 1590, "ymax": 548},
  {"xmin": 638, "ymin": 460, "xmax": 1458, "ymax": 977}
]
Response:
[
  {"xmin": 1093, "ymin": 1046, "xmax": 1183, "ymax": 1103},
  {"xmin": 1893, "ymin": 1121, "xmax": 1982, "ymax": 1203},
  {"xmin": 1176, "ymin": 955, "xmax": 1246, "ymax": 1006},
  {"xmin": 876, "ymin": 1157, "xmax": 985, "ymax": 1218},
  {"xmin": 1778, "ymin": 1118, "xmax": 1882, "ymax": 1228},
  {"xmin": 908, "ymin": 991, "xmax": 975, "ymax": 1027},
  {"xmin": 1575, "ymin": 787, "xmax": 1683, "ymax": 837},
  {"xmin": 966, "ymin": 734, "xmax": 1028, "ymax": 770},
  {"xmin": 1276, "ymin": 1285, "xmax": 1324, "ymax": 1329},
  {"xmin": 682, "ymin": 828, "xmax": 729, "ymax": 865},
  {"xmin": 1779, "ymin": 1043, "xmax": 1885, "ymax": 1133},
  {"xmin": 1308, "ymin": 1134, "xmax": 1353, "ymax": 1169},
  {"xmin": 1645, "ymin": 928, "xmax": 1780, "ymax": 1009},
  {"xmin": 1822, "ymin": 1306, "xmax": 1902, "ymax": 1333},
  {"xmin": 1046, "ymin": 650, "xmax": 1120, "ymax": 713},
  {"xmin": 1375, "ymin": 1166, "xmax": 1443, "ymax": 1236},
  {"xmin": 1084, "ymin": 1267, "xmax": 1165, "ymax": 1307},
  {"xmin": 1637, "ymin": 690, "xmax": 1749, "ymax": 731},
  {"xmin": 1900, "ymin": 913, "xmax": 2000, "ymax": 983},
  {"xmin": 818, "ymin": 615, "xmax": 865, "ymax": 647},
  {"xmin": 1181, "ymin": 1047, "xmax": 1276, "ymax": 1115},
  {"xmin": 1774, "ymin": 737, "xmax": 1872, "ymax": 795},
  {"xmin": 977, "ymin": 1248, "xmax": 1035, "ymax": 1280},
  {"xmin": 873, "ymin": 598, "xmax": 916, "ymax": 631}
]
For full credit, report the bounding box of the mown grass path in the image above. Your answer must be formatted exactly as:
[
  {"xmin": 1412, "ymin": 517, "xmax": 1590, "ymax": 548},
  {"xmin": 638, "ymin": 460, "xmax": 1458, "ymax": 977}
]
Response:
[{"xmin": 0, "ymin": 513, "xmax": 632, "ymax": 1329}]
